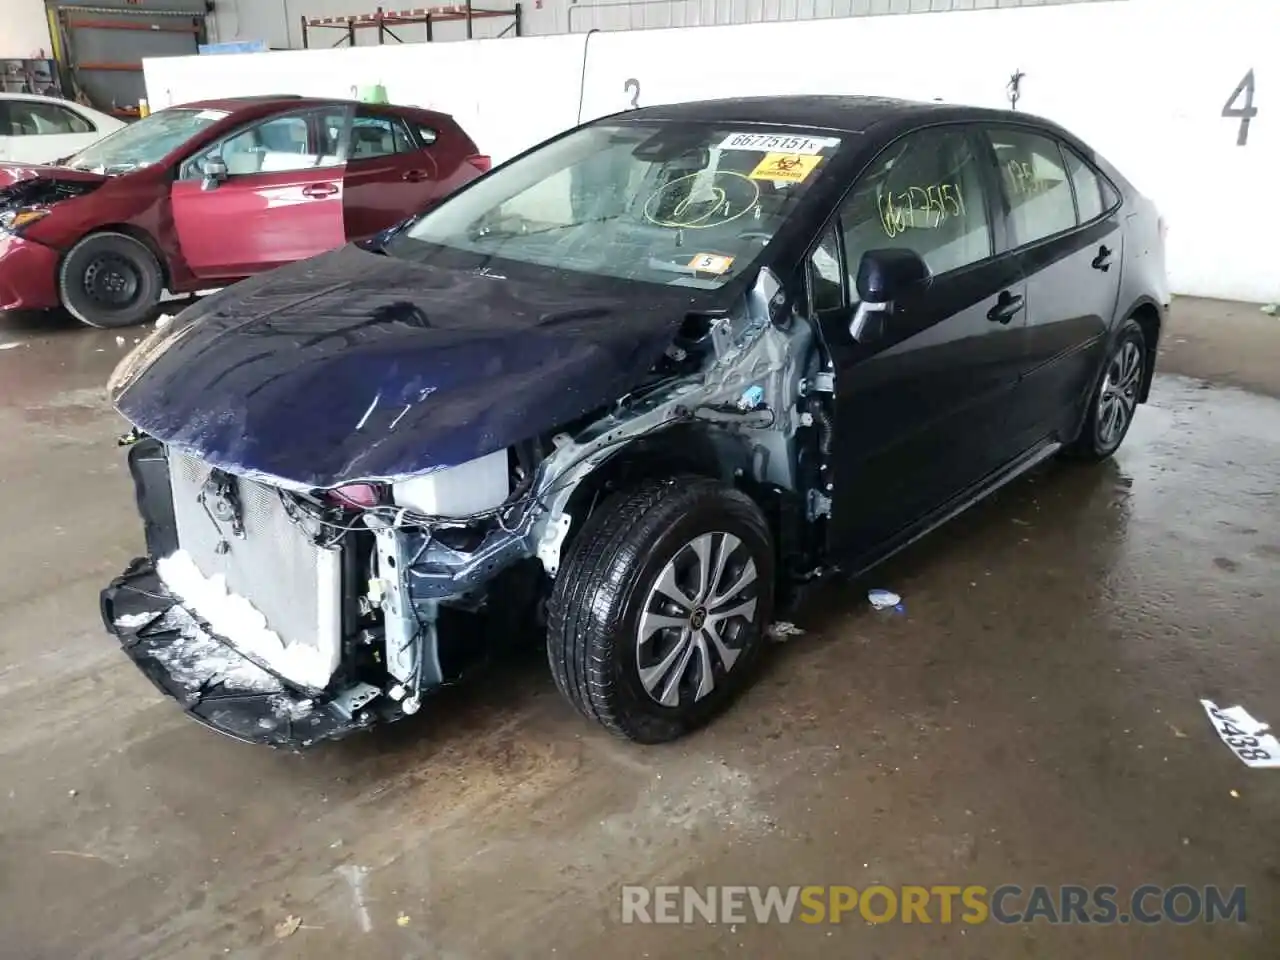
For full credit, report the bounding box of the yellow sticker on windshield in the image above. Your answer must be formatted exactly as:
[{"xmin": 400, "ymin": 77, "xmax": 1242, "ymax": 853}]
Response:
[
  {"xmin": 688, "ymin": 253, "xmax": 735, "ymax": 274},
  {"xmin": 748, "ymin": 153, "xmax": 822, "ymax": 183}
]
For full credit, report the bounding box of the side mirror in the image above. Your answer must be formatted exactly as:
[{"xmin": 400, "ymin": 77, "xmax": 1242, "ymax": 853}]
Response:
[
  {"xmin": 850, "ymin": 248, "xmax": 930, "ymax": 342},
  {"xmin": 856, "ymin": 248, "xmax": 929, "ymax": 302},
  {"xmin": 201, "ymin": 157, "xmax": 228, "ymax": 191}
]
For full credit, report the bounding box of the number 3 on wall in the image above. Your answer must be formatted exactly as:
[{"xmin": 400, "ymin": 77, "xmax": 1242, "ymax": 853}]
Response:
[{"xmin": 1222, "ymin": 69, "xmax": 1258, "ymax": 146}]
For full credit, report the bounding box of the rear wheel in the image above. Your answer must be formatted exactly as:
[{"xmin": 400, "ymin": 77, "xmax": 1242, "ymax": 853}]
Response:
[
  {"xmin": 58, "ymin": 231, "xmax": 163, "ymax": 329},
  {"xmin": 1067, "ymin": 319, "xmax": 1146, "ymax": 461},
  {"xmin": 547, "ymin": 477, "xmax": 775, "ymax": 744}
]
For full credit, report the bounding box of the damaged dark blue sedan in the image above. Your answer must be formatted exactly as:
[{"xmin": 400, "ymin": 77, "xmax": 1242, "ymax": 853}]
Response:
[{"xmin": 101, "ymin": 96, "xmax": 1169, "ymax": 747}]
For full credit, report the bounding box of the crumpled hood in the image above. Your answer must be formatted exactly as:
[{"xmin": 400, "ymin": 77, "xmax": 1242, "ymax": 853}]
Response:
[
  {"xmin": 109, "ymin": 244, "xmax": 712, "ymax": 488},
  {"xmin": 0, "ymin": 162, "xmax": 107, "ymax": 189}
]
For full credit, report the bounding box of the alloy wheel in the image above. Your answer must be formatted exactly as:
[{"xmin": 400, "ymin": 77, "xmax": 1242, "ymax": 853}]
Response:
[
  {"xmin": 636, "ymin": 531, "xmax": 760, "ymax": 708},
  {"xmin": 1097, "ymin": 338, "xmax": 1143, "ymax": 448}
]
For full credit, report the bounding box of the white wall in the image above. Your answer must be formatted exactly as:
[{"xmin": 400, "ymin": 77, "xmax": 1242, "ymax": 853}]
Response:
[
  {"xmin": 0, "ymin": 0, "xmax": 53, "ymax": 58},
  {"xmin": 147, "ymin": 0, "xmax": 1279, "ymax": 303}
]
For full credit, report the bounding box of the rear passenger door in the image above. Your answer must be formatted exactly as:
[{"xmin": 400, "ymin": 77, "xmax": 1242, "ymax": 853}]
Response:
[
  {"xmin": 982, "ymin": 127, "xmax": 1124, "ymax": 445},
  {"xmin": 816, "ymin": 126, "xmax": 1028, "ymax": 560},
  {"xmin": 342, "ymin": 107, "xmax": 439, "ymax": 239}
]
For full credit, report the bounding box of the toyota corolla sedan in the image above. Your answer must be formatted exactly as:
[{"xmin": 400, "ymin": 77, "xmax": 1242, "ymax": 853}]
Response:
[
  {"xmin": 101, "ymin": 96, "xmax": 1169, "ymax": 748},
  {"xmin": 0, "ymin": 95, "xmax": 487, "ymax": 328}
]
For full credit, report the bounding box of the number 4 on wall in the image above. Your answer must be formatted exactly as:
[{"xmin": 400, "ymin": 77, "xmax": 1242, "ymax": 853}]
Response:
[{"xmin": 1223, "ymin": 69, "xmax": 1258, "ymax": 146}]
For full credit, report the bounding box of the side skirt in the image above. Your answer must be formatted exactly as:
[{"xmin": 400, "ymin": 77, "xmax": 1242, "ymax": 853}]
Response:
[{"xmin": 837, "ymin": 437, "xmax": 1063, "ymax": 584}]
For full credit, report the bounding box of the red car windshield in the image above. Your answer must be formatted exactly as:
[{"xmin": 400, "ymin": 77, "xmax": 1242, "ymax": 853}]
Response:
[{"xmin": 63, "ymin": 107, "xmax": 230, "ymax": 175}]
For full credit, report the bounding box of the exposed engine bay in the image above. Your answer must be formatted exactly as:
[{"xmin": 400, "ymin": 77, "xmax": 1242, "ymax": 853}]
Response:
[
  {"xmin": 0, "ymin": 175, "xmax": 101, "ymax": 219},
  {"xmin": 101, "ymin": 269, "xmax": 835, "ymax": 747}
]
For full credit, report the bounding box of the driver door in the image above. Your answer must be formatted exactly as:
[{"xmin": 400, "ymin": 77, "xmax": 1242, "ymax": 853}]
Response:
[
  {"xmin": 170, "ymin": 106, "xmax": 351, "ymax": 279},
  {"xmin": 812, "ymin": 126, "xmax": 1028, "ymax": 564}
]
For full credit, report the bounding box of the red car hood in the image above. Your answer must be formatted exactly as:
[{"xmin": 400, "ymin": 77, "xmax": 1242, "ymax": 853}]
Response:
[{"xmin": 0, "ymin": 162, "xmax": 108, "ymax": 187}]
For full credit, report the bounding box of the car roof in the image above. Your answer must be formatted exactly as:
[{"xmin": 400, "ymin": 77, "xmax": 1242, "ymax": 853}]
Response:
[
  {"xmin": 174, "ymin": 95, "xmax": 452, "ymax": 121},
  {"xmin": 176, "ymin": 95, "xmax": 327, "ymax": 112},
  {"xmin": 623, "ymin": 95, "xmax": 1040, "ymax": 135},
  {"xmin": 2, "ymin": 91, "xmax": 93, "ymax": 106}
]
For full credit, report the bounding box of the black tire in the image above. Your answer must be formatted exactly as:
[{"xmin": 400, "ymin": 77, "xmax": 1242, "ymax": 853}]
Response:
[
  {"xmin": 58, "ymin": 231, "xmax": 163, "ymax": 329},
  {"xmin": 547, "ymin": 477, "xmax": 775, "ymax": 744},
  {"xmin": 1067, "ymin": 318, "xmax": 1147, "ymax": 461}
]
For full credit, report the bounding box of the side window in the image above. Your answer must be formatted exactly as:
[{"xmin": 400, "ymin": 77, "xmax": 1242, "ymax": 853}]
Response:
[
  {"xmin": 987, "ymin": 129, "xmax": 1077, "ymax": 245},
  {"xmin": 1063, "ymin": 147, "xmax": 1108, "ymax": 223},
  {"xmin": 840, "ymin": 127, "xmax": 993, "ymax": 288},
  {"xmin": 808, "ymin": 224, "xmax": 844, "ymax": 313},
  {"xmin": 316, "ymin": 110, "xmax": 349, "ymax": 167},
  {"xmin": 7, "ymin": 101, "xmax": 94, "ymax": 135},
  {"xmin": 349, "ymin": 112, "xmax": 414, "ymax": 159},
  {"xmin": 187, "ymin": 108, "xmax": 339, "ymax": 178}
]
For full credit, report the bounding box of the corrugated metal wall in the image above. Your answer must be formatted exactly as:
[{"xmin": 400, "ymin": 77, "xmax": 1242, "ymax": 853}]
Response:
[
  {"xmin": 49, "ymin": 0, "xmax": 208, "ymax": 114},
  {"xmin": 209, "ymin": 0, "xmax": 1122, "ymax": 49}
]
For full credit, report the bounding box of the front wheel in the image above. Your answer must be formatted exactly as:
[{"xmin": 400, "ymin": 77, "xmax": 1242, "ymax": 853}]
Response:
[
  {"xmin": 1067, "ymin": 319, "xmax": 1146, "ymax": 461},
  {"xmin": 547, "ymin": 477, "xmax": 775, "ymax": 744},
  {"xmin": 58, "ymin": 231, "xmax": 163, "ymax": 329}
]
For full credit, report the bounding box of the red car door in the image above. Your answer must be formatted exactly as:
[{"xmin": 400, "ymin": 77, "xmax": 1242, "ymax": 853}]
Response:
[
  {"xmin": 171, "ymin": 106, "xmax": 350, "ymax": 279},
  {"xmin": 341, "ymin": 107, "xmax": 441, "ymax": 239}
]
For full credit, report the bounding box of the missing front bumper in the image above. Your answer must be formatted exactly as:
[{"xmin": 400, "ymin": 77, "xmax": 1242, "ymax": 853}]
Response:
[{"xmin": 100, "ymin": 557, "xmax": 382, "ymax": 748}]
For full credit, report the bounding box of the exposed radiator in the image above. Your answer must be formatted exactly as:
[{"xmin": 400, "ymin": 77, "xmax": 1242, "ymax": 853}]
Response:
[{"xmin": 166, "ymin": 451, "xmax": 342, "ymax": 681}]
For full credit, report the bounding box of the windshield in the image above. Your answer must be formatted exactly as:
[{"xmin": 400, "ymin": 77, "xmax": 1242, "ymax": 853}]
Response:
[
  {"xmin": 387, "ymin": 123, "xmax": 842, "ymax": 288},
  {"xmin": 64, "ymin": 107, "xmax": 229, "ymax": 174}
]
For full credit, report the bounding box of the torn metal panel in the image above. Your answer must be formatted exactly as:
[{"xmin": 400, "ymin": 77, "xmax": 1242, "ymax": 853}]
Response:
[{"xmin": 101, "ymin": 558, "xmax": 388, "ymax": 748}]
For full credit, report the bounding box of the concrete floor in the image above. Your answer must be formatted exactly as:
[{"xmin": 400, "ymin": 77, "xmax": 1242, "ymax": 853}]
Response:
[{"xmin": 0, "ymin": 297, "xmax": 1277, "ymax": 958}]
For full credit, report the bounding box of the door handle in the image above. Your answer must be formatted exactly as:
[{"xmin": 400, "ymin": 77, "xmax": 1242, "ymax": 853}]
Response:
[
  {"xmin": 401, "ymin": 169, "xmax": 430, "ymax": 183},
  {"xmin": 986, "ymin": 290, "xmax": 1024, "ymax": 325},
  {"xmin": 302, "ymin": 182, "xmax": 338, "ymax": 198},
  {"xmin": 1091, "ymin": 245, "xmax": 1113, "ymax": 271}
]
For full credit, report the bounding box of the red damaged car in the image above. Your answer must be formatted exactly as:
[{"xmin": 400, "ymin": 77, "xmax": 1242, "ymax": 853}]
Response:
[{"xmin": 0, "ymin": 96, "xmax": 488, "ymax": 328}]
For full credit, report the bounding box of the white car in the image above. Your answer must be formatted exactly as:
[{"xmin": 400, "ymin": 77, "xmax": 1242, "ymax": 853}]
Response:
[{"xmin": 0, "ymin": 93, "xmax": 125, "ymax": 165}]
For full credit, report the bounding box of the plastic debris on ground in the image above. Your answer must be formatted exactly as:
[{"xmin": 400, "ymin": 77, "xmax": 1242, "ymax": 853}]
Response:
[
  {"xmin": 767, "ymin": 621, "xmax": 806, "ymax": 642},
  {"xmin": 1261, "ymin": 303, "xmax": 1278, "ymax": 316},
  {"xmin": 155, "ymin": 313, "xmax": 175, "ymax": 330},
  {"xmin": 868, "ymin": 588, "xmax": 904, "ymax": 612},
  {"xmin": 1200, "ymin": 699, "xmax": 1280, "ymax": 768},
  {"xmin": 115, "ymin": 336, "xmax": 126, "ymax": 347},
  {"xmin": 274, "ymin": 915, "xmax": 302, "ymax": 939},
  {"xmin": 0, "ymin": 342, "xmax": 22, "ymax": 351},
  {"xmin": 396, "ymin": 913, "xmax": 410, "ymax": 927}
]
